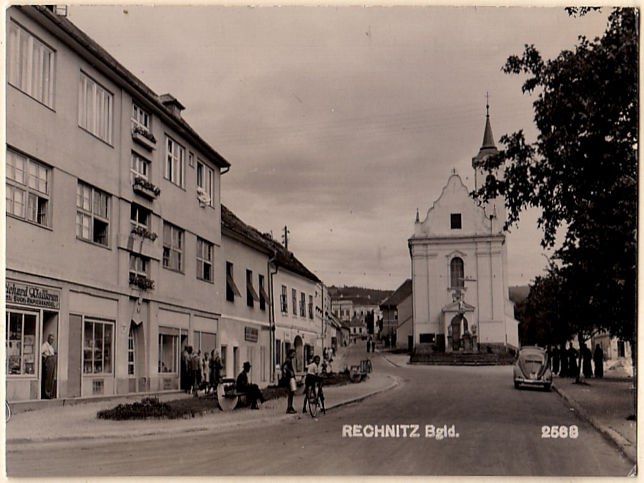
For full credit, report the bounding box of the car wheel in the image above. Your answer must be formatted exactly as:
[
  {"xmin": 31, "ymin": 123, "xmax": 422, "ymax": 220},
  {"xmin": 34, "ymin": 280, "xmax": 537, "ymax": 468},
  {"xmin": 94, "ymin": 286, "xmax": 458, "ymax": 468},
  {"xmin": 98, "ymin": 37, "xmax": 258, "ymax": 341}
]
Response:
[
  {"xmin": 514, "ymin": 381, "xmax": 520, "ymax": 389},
  {"xmin": 544, "ymin": 383, "xmax": 551, "ymax": 391}
]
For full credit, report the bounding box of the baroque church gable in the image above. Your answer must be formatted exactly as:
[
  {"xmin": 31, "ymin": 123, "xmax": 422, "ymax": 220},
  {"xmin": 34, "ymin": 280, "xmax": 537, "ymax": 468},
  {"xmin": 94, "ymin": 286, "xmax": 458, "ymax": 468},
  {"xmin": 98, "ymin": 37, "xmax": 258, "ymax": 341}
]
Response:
[{"xmin": 414, "ymin": 173, "xmax": 492, "ymax": 238}]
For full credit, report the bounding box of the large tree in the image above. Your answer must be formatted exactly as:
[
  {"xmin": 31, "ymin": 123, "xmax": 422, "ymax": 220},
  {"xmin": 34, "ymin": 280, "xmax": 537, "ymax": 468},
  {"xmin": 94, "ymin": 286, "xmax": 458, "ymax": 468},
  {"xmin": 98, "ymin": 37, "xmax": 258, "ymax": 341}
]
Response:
[{"xmin": 473, "ymin": 8, "xmax": 638, "ymax": 373}]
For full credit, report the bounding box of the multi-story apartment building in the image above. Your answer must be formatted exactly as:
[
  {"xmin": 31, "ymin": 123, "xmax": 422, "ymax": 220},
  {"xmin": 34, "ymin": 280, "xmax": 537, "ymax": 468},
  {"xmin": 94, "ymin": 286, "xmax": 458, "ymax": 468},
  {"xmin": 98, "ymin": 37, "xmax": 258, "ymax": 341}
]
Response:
[
  {"xmin": 221, "ymin": 205, "xmax": 326, "ymax": 383},
  {"xmin": 221, "ymin": 205, "xmax": 272, "ymax": 387},
  {"xmin": 6, "ymin": 6, "xmax": 229, "ymax": 401},
  {"xmin": 268, "ymin": 238, "xmax": 323, "ymax": 374}
]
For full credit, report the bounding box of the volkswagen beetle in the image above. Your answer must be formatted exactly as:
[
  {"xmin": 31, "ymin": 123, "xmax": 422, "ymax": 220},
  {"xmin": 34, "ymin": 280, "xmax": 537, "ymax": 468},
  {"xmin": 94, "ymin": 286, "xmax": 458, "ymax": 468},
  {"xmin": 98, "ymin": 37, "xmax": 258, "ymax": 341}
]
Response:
[{"xmin": 513, "ymin": 346, "xmax": 552, "ymax": 390}]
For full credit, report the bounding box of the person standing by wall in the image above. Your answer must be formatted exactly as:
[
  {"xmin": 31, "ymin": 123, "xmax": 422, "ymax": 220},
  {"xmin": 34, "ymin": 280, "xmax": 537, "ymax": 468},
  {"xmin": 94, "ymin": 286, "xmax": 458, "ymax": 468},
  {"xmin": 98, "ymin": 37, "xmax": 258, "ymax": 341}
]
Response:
[
  {"xmin": 593, "ymin": 344, "xmax": 604, "ymax": 378},
  {"xmin": 283, "ymin": 349, "xmax": 297, "ymax": 414},
  {"xmin": 210, "ymin": 349, "xmax": 223, "ymax": 393},
  {"xmin": 41, "ymin": 334, "xmax": 56, "ymax": 399}
]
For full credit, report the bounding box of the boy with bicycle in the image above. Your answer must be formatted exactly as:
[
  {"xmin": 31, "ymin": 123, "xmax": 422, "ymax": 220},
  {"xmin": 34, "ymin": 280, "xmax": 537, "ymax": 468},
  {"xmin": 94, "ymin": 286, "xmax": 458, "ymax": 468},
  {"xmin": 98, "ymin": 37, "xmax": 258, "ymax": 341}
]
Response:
[{"xmin": 302, "ymin": 355, "xmax": 324, "ymax": 414}]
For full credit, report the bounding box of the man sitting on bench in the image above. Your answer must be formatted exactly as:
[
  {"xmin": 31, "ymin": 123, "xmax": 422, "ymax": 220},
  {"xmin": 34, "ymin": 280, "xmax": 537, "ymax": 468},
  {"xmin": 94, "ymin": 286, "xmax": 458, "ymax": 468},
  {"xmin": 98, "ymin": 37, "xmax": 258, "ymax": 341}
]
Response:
[{"xmin": 236, "ymin": 361, "xmax": 265, "ymax": 410}]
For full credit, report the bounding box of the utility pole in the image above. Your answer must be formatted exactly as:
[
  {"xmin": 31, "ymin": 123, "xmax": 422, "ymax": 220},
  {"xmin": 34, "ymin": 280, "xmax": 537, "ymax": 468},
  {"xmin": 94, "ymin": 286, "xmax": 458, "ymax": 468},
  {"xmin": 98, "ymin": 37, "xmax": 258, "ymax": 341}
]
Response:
[{"xmin": 282, "ymin": 225, "xmax": 290, "ymax": 250}]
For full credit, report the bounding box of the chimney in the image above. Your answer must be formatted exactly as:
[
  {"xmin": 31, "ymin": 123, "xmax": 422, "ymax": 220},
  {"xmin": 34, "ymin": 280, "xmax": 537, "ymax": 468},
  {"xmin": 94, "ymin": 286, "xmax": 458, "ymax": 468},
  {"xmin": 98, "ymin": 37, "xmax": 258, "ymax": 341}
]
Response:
[{"xmin": 159, "ymin": 93, "xmax": 185, "ymax": 118}]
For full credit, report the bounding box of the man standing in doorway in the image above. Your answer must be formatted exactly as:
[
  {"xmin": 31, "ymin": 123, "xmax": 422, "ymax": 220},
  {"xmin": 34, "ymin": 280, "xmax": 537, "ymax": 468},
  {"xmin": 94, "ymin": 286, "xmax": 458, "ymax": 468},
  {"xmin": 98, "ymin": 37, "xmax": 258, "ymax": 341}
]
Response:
[{"xmin": 41, "ymin": 334, "xmax": 56, "ymax": 399}]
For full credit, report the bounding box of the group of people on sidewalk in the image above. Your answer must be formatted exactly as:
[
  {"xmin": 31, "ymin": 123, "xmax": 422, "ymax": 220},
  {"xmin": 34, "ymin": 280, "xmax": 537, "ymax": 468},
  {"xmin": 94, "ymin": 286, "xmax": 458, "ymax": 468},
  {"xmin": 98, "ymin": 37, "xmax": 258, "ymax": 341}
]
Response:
[
  {"xmin": 550, "ymin": 343, "xmax": 604, "ymax": 379},
  {"xmin": 180, "ymin": 346, "xmax": 224, "ymax": 395},
  {"xmin": 178, "ymin": 343, "xmax": 336, "ymax": 413}
]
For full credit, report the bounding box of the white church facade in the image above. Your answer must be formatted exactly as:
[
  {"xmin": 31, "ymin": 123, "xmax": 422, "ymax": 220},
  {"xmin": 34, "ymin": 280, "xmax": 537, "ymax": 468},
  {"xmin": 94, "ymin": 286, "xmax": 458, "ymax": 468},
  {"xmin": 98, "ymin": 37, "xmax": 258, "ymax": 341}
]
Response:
[{"xmin": 408, "ymin": 111, "xmax": 519, "ymax": 353}]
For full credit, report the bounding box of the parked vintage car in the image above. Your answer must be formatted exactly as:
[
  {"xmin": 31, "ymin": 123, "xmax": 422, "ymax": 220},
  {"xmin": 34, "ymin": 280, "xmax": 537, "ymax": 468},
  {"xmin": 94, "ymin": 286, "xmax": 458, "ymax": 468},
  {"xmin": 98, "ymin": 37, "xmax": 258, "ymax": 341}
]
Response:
[{"xmin": 513, "ymin": 346, "xmax": 552, "ymax": 390}]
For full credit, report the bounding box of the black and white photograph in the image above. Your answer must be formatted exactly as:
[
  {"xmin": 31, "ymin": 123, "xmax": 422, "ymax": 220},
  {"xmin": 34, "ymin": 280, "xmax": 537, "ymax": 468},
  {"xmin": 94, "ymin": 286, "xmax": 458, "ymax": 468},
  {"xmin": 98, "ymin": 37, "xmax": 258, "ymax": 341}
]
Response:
[{"xmin": 3, "ymin": 2, "xmax": 637, "ymax": 477}]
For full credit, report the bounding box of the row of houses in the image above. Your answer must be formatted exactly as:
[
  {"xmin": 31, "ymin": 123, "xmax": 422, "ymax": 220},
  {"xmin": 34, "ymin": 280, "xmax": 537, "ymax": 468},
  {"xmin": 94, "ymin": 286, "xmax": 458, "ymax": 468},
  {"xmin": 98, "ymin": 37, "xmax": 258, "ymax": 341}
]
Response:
[{"xmin": 5, "ymin": 5, "xmax": 343, "ymax": 402}]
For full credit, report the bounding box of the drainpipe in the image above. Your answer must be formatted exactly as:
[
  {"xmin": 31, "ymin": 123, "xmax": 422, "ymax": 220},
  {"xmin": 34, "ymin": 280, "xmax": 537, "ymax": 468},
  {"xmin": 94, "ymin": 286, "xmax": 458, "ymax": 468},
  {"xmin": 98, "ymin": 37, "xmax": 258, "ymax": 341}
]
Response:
[{"xmin": 268, "ymin": 252, "xmax": 278, "ymax": 383}]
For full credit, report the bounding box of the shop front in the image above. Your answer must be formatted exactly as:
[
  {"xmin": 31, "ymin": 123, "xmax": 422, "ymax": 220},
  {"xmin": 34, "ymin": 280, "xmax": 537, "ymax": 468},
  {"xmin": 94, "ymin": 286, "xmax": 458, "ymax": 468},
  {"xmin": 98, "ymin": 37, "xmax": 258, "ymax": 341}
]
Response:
[
  {"xmin": 219, "ymin": 317, "xmax": 270, "ymax": 386},
  {"xmin": 6, "ymin": 280, "xmax": 61, "ymax": 401}
]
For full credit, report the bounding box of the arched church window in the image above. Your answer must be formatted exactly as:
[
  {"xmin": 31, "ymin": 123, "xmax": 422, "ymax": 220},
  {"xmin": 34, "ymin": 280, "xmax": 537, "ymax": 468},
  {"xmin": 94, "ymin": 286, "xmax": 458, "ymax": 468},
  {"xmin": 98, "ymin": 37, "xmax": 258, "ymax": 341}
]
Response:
[{"xmin": 450, "ymin": 257, "xmax": 464, "ymax": 288}]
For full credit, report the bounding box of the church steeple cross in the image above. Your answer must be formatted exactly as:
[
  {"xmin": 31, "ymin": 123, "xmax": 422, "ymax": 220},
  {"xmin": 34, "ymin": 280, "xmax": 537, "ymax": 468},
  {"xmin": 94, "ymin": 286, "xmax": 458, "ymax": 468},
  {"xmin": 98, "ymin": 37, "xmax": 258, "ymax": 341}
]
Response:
[{"xmin": 485, "ymin": 92, "xmax": 490, "ymax": 118}]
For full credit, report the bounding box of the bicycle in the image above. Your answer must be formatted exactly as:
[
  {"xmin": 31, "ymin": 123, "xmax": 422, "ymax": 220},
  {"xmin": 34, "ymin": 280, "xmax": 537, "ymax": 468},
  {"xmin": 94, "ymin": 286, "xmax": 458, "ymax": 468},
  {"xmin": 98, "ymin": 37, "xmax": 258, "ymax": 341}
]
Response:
[{"xmin": 305, "ymin": 380, "xmax": 325, "ymax": 418}]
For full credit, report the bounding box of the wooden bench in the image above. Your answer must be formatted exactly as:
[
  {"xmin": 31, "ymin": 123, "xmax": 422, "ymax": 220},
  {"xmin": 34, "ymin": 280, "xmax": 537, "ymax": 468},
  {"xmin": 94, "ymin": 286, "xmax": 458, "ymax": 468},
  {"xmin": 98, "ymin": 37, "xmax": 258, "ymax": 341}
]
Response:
[{"xmin": 216, "ymin": 378, "xmax": 247, "ymax": 411}]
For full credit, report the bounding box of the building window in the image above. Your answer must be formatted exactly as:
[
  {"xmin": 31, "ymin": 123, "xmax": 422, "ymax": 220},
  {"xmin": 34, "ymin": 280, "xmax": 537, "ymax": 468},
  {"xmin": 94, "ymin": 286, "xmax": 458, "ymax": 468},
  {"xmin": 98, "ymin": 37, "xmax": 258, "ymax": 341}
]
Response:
[
  {"xmin": 162, "ymin": 222, "xmax": 184, "ymax": 271},
  {"xmin": 7, "ymin": 21, "xmax": 55, "ymax": 108},
  {"xmin": 130, "ymin": 203, "xmax": 150, "ymax": 230},
  {"xmin": 226, "ymin": 261, "xmax": 241, "ymax": 302},
  {"xmin": 419, "ymin": 333, "xmax": 435, "ymax": 344},
  {"xmin": 220, "ymin": 345, "xmax": 227, "ymax": 374},
  {"xmin": 260, "ymin": 345, "xmax": 267, "ymax": 382},
  {"xmin": 197, "ymin": 160, "xmax": 214, "ymax": 206},
  {"xmin": 450, "ymin": 257, "xmax": 464, "ymax": 289},
  {"xmin": 300, "ymin": 292, "xmax": 306, "ymax": 317},
  {"xmin": 165, "ymin": 136, "xmax": 185, "ymax": 187},
  {"xmin": 6, "ymin": 149, "xmax": 51, "ymax": 227},
  {"xmin": 130, "ymin": 152, "xmax": 150, "ymax": 183},
  {"xmin": 83, "ymin": 319, "xmax": 114, "ymax": 375},
  {"xmin": 258, "ymin": 274, "xmax": 266, "ymax": 311},
  {"xmin": 127, "ymin": 327, "xmax": 136, "ymax": 376},
  {"xmin": 129, "ymin": 253, "xmax": 149, "ymax": 278},
  {"xmin": 197, "ymin": 237, "xmax": 214, "ymax": 282},
  {"xmin": 292, "ymin": 289, "xmax": 297, "ymax": 316},
  {"xmin": 281, "ymin": 285, "xmax": 288, "ymax": 313},
  {"xmin": 6, "ymin": 310, "xmax": 37, "ymax": 376},
  {"xmin": 76, "ymin": 181, "xmax": 110, "ymax": 246},
  {"xmin": 246, "ymin": 269, "xmax": 259, "ymax": 308},
  {"xmin": 450, "ymin": 213, "xmax": 462, "ymax": 230},
  {"xmin": 308, "ymin": 295, "xmax": 313, "ymax": 319},
  {"xmin": 78, "ymin": 72, "xmax": 113, "ymax": 144},
  {"xmin": 158, "ymin": 332, "xmax": 178, "ymax": 373},
  {"xmin": 131, "ymin": 104, "xmax": 150, "ymax": 132},
  {"xmin": 617, "ymin": 340, "xmax": 625, "ymax": 358}
]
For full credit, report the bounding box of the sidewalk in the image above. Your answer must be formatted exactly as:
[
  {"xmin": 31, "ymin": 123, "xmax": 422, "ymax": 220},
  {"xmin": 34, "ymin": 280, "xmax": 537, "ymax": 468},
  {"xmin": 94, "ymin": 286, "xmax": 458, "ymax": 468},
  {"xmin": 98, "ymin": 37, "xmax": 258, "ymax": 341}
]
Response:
[
  {"xmin": 7, "ymin": 368, "xmax": 398, "ymax": 446},
  {"xmin": 552, "ymin": 376, "xmax": 636, "ymax": 463}
]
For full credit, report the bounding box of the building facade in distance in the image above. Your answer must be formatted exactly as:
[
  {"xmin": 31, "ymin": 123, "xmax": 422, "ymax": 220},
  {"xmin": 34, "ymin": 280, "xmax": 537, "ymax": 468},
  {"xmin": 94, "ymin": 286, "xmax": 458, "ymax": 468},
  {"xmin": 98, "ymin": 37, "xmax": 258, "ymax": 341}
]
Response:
[{"xmin": 408, "ymin": 111, "xmax": 519, "ymax": 353}]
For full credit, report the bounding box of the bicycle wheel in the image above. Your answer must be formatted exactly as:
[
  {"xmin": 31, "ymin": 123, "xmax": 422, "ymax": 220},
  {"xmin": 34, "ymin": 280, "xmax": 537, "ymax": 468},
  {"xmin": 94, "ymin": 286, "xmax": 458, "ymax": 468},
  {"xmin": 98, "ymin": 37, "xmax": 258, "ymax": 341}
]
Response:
[
  {"xmin": 308, "ymin": 394, "xmax": 318, "ymax": 417},
  {"xmin": 5, "ymin": 401, "xmax": 11, "ymax": 423}
]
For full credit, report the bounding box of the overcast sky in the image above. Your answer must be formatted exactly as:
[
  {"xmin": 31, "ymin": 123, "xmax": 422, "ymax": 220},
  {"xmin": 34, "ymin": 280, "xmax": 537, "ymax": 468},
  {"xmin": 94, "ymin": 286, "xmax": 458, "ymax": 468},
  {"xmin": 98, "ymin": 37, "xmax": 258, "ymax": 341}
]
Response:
[{"xmin": 69, "ymin": 5, "xmax": 608, "ymax": 290}]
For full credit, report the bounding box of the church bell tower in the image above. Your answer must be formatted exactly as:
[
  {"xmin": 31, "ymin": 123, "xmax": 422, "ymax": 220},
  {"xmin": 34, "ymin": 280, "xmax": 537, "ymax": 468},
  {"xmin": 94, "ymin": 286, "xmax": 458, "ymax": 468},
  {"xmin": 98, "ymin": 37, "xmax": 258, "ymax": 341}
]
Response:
[{"xmin": 472, "ymin": 99, "xmax": 506, "ymax": 233}]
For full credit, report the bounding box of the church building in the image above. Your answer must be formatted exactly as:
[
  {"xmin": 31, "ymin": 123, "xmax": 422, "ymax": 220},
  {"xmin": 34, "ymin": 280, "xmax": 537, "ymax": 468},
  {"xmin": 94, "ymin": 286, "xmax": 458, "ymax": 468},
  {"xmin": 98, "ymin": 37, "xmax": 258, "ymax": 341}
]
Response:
[{"xmin": 408, "ymin": 108, "xmax": 519, "ymax": 353}]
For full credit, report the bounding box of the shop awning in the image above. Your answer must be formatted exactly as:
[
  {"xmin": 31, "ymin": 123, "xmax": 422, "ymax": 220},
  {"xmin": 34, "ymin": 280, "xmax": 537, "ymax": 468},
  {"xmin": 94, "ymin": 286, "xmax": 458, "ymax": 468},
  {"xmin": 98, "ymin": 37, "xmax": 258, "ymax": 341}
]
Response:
[
  {"xmin": 226, "ymin": 272, "xmax": 241, "ymax": 297},
  {"xmin": 259, "ymin": 284, "xmax": 270, "ymax": 304},
  {"xmin": 247, "ymin": 278, "xmax": 260, "ymax": 302}
]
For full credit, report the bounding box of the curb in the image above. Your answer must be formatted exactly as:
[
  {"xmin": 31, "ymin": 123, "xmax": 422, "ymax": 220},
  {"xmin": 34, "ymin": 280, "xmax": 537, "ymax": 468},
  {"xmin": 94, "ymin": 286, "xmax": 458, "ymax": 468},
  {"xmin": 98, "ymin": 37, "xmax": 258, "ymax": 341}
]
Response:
[
  {"xmin": 7, "ymin": 374, "xmax": 400, "ymax": 447},
  {"xmin": 552, "ymin": 382, "xmax": 636, "ymax": 464}
]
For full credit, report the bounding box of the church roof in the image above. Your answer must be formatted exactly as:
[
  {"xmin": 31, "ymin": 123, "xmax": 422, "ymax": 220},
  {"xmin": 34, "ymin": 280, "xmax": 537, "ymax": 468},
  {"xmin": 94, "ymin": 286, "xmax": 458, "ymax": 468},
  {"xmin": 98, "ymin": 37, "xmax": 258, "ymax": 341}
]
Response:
[
  {"xmin": 474, "ymin": 106, "xmax": 498, "ymax": 161},
  {"xmin": 481, "ymin": 114, "xmax": 496, "ymax": 149}
]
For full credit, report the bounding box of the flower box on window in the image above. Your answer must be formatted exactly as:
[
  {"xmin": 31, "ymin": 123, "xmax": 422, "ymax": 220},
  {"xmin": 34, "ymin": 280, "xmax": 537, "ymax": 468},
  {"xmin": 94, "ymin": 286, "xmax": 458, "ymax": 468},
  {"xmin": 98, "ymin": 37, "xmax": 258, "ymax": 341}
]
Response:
[
  {"xmin": 129, "ymin": 273, "xmax": 155, "ymax": 290},
  {"xmin": 196, "ymin": 187, "xmax": 211, "ymax": 207},
  {"xmin": 130, "ymin": 225, "xmax": 158, "ymax": 241},
  {"xmin": 132, "ymin": 177, "xmax": 161, "ymax": 200},
  {"xmin": 132, "ymin": 126, "xmax": 156, "ymax": 150}
]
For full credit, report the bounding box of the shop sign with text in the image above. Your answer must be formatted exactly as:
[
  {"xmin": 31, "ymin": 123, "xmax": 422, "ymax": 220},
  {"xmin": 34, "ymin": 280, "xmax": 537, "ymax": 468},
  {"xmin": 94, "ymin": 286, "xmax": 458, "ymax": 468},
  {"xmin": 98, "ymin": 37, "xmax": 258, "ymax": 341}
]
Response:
[
  {"xmin": 245, "ymin": 327, "xmax": 258, "ymax": 343},
  {"xmin": 6, "ymin": 281, "xmax": 60, "ymax": 309}
]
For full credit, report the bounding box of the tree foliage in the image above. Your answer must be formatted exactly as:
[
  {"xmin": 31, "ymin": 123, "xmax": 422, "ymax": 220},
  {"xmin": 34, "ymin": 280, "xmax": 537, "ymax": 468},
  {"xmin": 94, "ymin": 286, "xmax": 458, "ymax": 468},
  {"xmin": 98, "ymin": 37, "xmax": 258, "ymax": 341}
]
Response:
[{"xmin": 474, "ymin": 8, "xmax": 638, "ymax": 348}]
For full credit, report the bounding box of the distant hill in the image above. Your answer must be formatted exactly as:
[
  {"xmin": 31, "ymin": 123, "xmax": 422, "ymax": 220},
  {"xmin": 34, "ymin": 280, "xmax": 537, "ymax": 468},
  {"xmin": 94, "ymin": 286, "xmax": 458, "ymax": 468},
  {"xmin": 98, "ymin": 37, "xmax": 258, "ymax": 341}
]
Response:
[
  {"xmin": 328, "ymin": 285, "xmax": 394, "ymax": 305},
  {"xmin": 509, "ymin": 285, "xmax": 530, "ymax": 305}
]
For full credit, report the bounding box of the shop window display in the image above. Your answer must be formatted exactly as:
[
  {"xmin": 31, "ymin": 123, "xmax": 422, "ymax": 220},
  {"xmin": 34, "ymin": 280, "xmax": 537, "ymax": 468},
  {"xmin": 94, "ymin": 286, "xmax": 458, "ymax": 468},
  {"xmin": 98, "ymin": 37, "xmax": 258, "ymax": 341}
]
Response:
[
  {"xmin": 6, "ymin": 311, "xmax": 37, "ymax": 376},
  {"xmin": 83, "ymin": 319, "xmax": 113, "ymax": 375},
  {"xmin": 158, "ymin": 333, "xmax": 178, "ymax": 373}
]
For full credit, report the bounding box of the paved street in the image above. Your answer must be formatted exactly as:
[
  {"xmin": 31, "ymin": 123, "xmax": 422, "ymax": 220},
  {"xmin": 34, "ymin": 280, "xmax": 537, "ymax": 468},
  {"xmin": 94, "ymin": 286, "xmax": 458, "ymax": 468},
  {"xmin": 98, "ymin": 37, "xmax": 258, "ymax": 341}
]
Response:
[{"xmin": 6, "ymin": 351, "xmax": 633, "ymax": 476}]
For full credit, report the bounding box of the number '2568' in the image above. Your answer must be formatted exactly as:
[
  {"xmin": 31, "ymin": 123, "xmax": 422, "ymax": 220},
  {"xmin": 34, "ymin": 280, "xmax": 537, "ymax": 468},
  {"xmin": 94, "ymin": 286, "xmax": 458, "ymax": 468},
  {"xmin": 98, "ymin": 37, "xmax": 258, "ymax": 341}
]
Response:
[{"xmin": 542, "ymin": 425, "xmax": 579, "ymax": 438}]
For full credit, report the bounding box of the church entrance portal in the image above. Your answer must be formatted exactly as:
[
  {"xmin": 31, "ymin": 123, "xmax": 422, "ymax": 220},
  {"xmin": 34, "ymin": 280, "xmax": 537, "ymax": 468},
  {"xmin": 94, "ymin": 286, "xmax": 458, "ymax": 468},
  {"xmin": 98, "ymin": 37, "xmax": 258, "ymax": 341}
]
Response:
[{"xmin": 450, "ymin": 315, "xmax": 469, "ymax": 352}]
